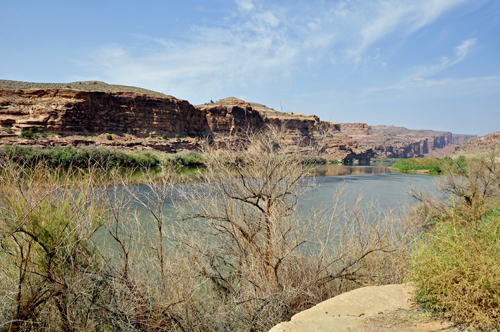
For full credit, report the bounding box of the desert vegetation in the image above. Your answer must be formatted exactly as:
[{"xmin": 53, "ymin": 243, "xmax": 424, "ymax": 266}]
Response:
[
  {"xmin": 409, "ymin": 151, "xmax": 500, "ymax": 329},
  {"xmin": 0, "ymin": 128, "xmax": 422, "ymax": 331},
  {"xmin": 0, "ymin": 145, "xmax": 160, "ymax": 168},
  {"xmin": 1, "ymin": 127, "xmax": 499, "ymax": 331}
]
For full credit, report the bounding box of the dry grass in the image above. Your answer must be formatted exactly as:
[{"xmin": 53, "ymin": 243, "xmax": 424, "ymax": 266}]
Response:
[{"xmin": 0, "ymin": 127, "xmax": 421, "ymax": 331}]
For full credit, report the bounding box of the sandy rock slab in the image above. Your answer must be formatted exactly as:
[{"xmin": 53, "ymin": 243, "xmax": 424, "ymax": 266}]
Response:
[{"xmin": 269, "ymin": 284, "xmax": 453, "ymax": 332}]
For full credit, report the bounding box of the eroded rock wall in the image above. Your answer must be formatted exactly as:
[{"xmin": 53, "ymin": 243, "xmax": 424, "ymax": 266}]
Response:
[
  {"xmin": 0, "ymin": 88, "xmax": 465, "ymax": 160},
  {"xmin": 0, "ymin": 88, "xmax": 211, "ymax": 137},
  {"xmin": 197, "ymin": 101, "xmax": 265, "ymax": 133}
]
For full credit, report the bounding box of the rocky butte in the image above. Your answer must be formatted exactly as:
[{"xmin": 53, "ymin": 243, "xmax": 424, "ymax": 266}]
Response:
[{"xmin": 0, "ymin": 81, "xmax": 476, "ymax": 161}]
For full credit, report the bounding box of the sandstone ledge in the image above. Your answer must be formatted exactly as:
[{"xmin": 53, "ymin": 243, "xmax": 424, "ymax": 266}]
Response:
[{"xmin": 268, "ymin": 284, "xmax": 453, "ymax": 332}]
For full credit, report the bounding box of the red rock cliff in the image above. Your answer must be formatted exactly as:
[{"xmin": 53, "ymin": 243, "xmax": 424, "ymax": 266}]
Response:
[
  {"xmin": 0, "ymin": 88, "xmax": 211, "ymax": 137},
  {"xmin": 0, "ymin": 88, "xmax": 467, "ymax": 161}
]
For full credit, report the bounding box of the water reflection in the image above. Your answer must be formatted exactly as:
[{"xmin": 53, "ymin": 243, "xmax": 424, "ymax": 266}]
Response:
[{"xmin": 312, "ymin": 164, "xmax": 392, "ymax": 177}]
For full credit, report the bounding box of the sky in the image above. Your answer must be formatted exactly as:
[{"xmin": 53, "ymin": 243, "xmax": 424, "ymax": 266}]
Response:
[{"xmin": 1, "ymin": 0, "xmax": 499, "ymax": 135}]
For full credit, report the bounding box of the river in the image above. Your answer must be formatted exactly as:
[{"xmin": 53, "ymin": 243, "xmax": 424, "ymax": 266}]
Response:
[
  {"xmin": 308, "ymin": 164, "xmax": 439, "ymax": 211},
  {"xmin": 119, "ymin": 163, "xmax": 440, "ymax": 225}
]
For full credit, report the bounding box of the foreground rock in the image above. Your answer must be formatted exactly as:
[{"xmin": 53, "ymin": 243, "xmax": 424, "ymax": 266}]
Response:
[{"xmin": 269, "ymin": 284, "xmax": 453, "ymax": 332}]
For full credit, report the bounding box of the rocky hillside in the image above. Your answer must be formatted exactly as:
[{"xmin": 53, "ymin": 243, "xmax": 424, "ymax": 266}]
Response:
[
  {"xmin": 0, "ymin": 80, "xmax": 171, "ymax": 98},
  {"xmin": 0, "ymin": 82, "xmax": 476, "ymax": 161},
  {"xmin": 452, "ymin": 131, "xmax": 500, "ymax": 158}
]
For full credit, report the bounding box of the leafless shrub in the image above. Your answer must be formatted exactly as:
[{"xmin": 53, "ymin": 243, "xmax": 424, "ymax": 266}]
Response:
[
  {"xmin": 0, "ymin": 127, "xmax": 419, "ymax": 331},
  {"xmin": 160, "ymin": 127, "xmax": 416, "ymax": 330}
]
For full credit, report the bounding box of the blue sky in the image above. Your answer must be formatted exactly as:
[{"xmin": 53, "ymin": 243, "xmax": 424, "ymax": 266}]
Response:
[{"xmin": 1, "ymin": 0, "xmax": 499, "ymax": 135}]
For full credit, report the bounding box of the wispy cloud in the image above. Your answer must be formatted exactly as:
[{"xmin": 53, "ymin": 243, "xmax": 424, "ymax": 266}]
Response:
[
  {"xmin": 82, "ymin": 2, "xmax": 297, "ymax": 99},
  {"xmin": 80, "ymin": 0, "xmax": 481, "ymax": 99},
  {"xmin": 367, "ymin": 38, "xmax": 478, "ymax": 93},
  {"xmin": 365, "ymin": 76, "xmax": 500, "ymax": 103},
  {"xmin": 411, "ymin": 38, "xmax": 477, "ymax": 78},
  {"xmin": 235, "ymin": 0, "xmax": 255, "ymax": 12},
  {"xmin": 343, "ymin": 0, "xmax": 471, "ymax": 59}
]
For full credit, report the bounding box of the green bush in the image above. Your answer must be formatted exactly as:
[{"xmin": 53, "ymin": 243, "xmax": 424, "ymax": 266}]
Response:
[
  {"xmin": 20, "ymin": 127, "xmax": 34, "ymax": 139},
  {"xmin": 162, "ymin": 134, "xmax": 168, "ymax": 140},
  {"xmin": 0, "ymin": 146, "xmax": 160, "ymax": 168},
  {"xmin": 166, "ymin": 152, "xmax": 204, "ymax": 166},
  {"xmin": 150, "ymin": 132, "xmax": 154, "ymax": 138},
  {"xmin": 175, "ymin": 134, "xmax": 181, "ymax": 140},
  {"xmin": 5, "ymin": 127, "xmax": 12, "ymax": 134},
  {"xmin": 410, "ymin": 207, "xmax": 500, "ymax": 329},
  {"xmin": 391, "ymin": 158, "xmax": 443, "ymax": 174},
  {"xmin": 106, "ymin": 134, "xmax": 112, "ymax": 140}
]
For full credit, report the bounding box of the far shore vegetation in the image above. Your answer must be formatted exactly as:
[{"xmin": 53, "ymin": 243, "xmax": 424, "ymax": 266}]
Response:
[
  {"xmin": 0, "ymin": 144, "xmax": 334, "ymax": 171},
  {"xmin": 390, "ymin": 156, "xmax": 467, "ymax": 175}
]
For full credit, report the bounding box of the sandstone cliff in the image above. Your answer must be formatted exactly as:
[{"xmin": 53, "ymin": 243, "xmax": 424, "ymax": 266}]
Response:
[
  {"xmin": 196, "ymin": 98, "xmax": 265, "ymax": 133},
  {"xmin": 0, "ymin": 85, "xmax": 475, "ymax": 161},
  {"xmin": 452, "ymin": 131, "xmax": 500, "ymax": 158},
  {"xmin": 0, "ymin": 88, "xmax": 211, "ymax": 137}
]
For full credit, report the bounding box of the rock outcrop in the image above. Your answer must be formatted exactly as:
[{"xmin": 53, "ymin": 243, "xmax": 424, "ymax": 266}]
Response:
[
  {"xmin": 0, "ymin": 88, "xmax": 211, "ymax": 137},
  {"xmin": 452, "ymin": 131, "xmax": 500, "ymax": 158},
  {"xmin": 197, "ymin": 98, "xmax": 265, "ymax": 133},
  {"xmin": 268, "ymin": 283, "xmax": 453, "ymax": 332},
  {"xmin": 362, "ymin": 125, "xmax": 464, "ymax": 159},
  {"xmin": 0, "ymin": 86, "xmax": 476, "ymax": 161},
  {"xmin": 452, "ymin": 134, "xmax": 477, "ymax": 145}
]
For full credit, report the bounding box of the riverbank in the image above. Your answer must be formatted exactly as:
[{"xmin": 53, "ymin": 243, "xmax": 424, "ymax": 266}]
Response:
[{"xmin": 1, "ymin": 134, "xmax": 498, "ymax": 331}]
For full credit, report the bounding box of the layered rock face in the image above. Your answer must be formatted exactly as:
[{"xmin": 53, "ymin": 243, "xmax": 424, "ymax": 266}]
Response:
[
  {"xmin": 197, "ymin": 99, "xmax": 265, "ymax": 133},
  {"xmin": 0, "ymin": 88, "xmax": 474, "ymax": 160},
  {"xmin": 0, "ymin": 88, "xmax": 211, "ymax": 137},
  {"xmin": 363, "ymin": 125, "xmax": 458, "ymax": 158},
  {"xmin": 452, "ymin": 134, "xmax": 477, "ymax": 145}
]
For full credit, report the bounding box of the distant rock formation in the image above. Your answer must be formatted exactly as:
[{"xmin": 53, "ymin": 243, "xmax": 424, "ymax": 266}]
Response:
[
  {"xmin": 0, "ymin": 86, "xmax": 476, "ymax": 161},
  {"xmin": 452, "ymin": 131, "xmax": 500, "ymax": 158}
]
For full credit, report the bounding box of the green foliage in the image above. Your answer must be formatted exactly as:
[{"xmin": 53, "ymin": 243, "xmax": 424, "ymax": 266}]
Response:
[
  {"xmin": 391, "ymin": 157, "xmax": 443, "ymax": 174},
  {"xmin": 392, "ymin": 156, "xmax": 470, "ymax": 175},
  {"xmin": 0, "ymin": 164, "xmax": 107, "ymax": 330},
  {"xmin": 410, "ymin": 208, "xmax": 500, "ymax": 328},
  {"xmin": 409, "ymin": 155, "xmax": 500, "ymax": 328},
  {"xmin": 0, "ymin": 145, "xmax": 160, "ymax": 168},
  {"xmin": 175, "ymin": 134, "xmax": 181, "ymax": 141},
  {"xmin": 150, "ymin": 132, "xmax": 154, "ymax": 138},
  {"xmin": 162, "ymin": 134, "xmax": 168, "ymax": 140},
  {"xmin": 442, "ymin": 155, "xmax": 468, "ymax": 174},
  {"xmin": 106, "ymin": 134, "xmax": 112, "ymax": 140},
  {"xmin": 5, "ymin": 126, "xmax": 12, "ymax": 134},
  {"xmin": 165, "ymin": 152, "xmax": 204, "ymax": 166},
  {"xmin": 300, "ymin": 156, "xmax": 328, "ymax": 164},
  {"xmin": 20, "ymin": 127, "xmax": 34, "ymax": 139}
]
